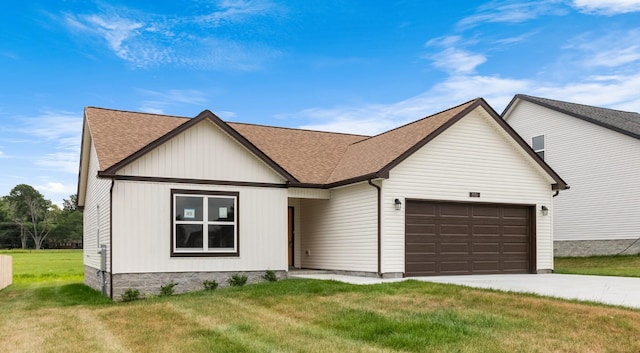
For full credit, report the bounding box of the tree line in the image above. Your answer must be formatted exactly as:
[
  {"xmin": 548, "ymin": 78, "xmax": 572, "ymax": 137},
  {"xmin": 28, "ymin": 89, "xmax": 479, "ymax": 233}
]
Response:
[{"xmin": 0, "ymin": 184, "xmax": 82, "ymax": 249}]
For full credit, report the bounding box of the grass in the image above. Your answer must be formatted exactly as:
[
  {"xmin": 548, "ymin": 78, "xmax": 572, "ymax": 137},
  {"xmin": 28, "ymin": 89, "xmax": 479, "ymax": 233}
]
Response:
[
  {"xmin": 555, "ymin": 254, "xmax": 640, "ymax": 277},
  {"xmin": 0, "ymin": 249, "xmax": 83, "ymax": 283},
  {"xmin": 1, "ymin": 250, "xmax": 640, "ymax": 352}
]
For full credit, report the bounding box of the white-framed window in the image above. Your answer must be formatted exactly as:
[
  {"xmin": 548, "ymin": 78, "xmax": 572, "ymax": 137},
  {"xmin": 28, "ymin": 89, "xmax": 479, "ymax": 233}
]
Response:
[
  {"xmin": 532, "ymin": 135, "xmax": 545, "ymax": 160},
  {"xmin": 171, "ymin": 189, "xmax": 239, "ymax": 257}
]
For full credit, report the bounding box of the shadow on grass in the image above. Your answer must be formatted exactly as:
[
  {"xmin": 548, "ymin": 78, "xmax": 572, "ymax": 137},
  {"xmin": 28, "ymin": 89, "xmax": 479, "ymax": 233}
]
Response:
[{"xmin": 1, "ymin": 282, "xmax": 114, "ymax": 309}]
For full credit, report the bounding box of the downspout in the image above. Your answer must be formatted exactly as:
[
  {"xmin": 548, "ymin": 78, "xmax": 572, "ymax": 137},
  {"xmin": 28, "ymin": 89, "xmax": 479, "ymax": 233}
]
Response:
[
  {"xmin": 367, "ymin": 179, "xmax": 382, "ymax": 277},
  {"xmin": 552, "ymin": 191, "xmax": 559, "ymax": 197},
  {"xmin": 109, "ymin": 179, "xmax": 114, "ymax": 299}
]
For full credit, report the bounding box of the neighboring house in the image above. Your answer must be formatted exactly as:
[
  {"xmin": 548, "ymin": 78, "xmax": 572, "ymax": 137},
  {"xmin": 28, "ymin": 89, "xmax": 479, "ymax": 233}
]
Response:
[
  {"xmin": 78, "ymin": 98, "xmax": 567, "ymax": 299},
  {"xmin": 502, "ymin": 94, "xmax": 640, "ymax": 257}
]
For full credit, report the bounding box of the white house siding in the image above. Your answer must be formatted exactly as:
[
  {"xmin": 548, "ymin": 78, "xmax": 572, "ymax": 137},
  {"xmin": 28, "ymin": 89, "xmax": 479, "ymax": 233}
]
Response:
[
  {"xmin": 506, "ymin": 101, "xmax": 640, "ymax": 245},
  {"xmin": 83, "ymin": 141, "xmax": 112, "ymax": 290},
  {"xmin": 111, "ymin": 181, "xmax": 287, "ymax": 273},
  {"xmin": 382, "ymin": 107, "xmax": 556, "ymax": 274},
  {"xmin": 299, "ymin": 182, "xmax": 378, "ymax": 273},
  {"xmin": 118, "ymin": 119, "xmax": 285, "ymax": 184}
]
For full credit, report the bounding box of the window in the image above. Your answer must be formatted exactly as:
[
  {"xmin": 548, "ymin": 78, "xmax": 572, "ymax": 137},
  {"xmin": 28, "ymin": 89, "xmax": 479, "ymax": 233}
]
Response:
[
  {"xmin": 532, "ymin": 135, "xmax": 545, "ymax": 160},
  {"xmin": 172, "ymin": 190, "xmax": 239, "ymax": 257}
]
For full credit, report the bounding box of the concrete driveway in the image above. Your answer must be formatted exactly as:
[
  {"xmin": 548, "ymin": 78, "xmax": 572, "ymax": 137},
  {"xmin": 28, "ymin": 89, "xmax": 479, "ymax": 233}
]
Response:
[{"xmin": 291, "ymin": 273, "xmax": 640, "ymax": 309}]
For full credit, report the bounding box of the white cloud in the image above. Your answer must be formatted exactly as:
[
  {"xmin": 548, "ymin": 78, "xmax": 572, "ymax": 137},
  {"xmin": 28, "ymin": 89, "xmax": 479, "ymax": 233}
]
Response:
[
  {"xmin": 286, "ymin": 70, "xmax": 640, "ymax": 135},
  {"xmin": 60, "ymin": 1, "xmax": 284, "ymax": 70},
  {"xmin": 20, "ymin": 110, "xmax": 82, "ymax": 174},
  {"xmin": 428, "ymin": 48, "xmax": 487, "ymax": 74},
  {"xmin": 138, "ymin": 89, "xmax": 209, "ymax": 114},
  {"xmin": 457, "ymin": 0, "xmax": 567, "ymax": 29},
  {"xmin": 569, "ymin": 29, "xmax": 640, "ymax": 68},
  {"xmin": 571, "ymin": 0, "xmax": 640, "ymax": 14},
  {"xmin": 35, "ymin": 182, "xmax": 76, "ymax": 195}
]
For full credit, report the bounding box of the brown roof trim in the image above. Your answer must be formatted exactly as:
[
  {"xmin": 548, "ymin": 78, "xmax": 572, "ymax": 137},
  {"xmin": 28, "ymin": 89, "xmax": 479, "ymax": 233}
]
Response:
[
  {"xmin": 77, "ymin": 112, "xmax": 89, "ymax": 207},
  {"xmin": 502, "ymin": 94, "xmax": 640, "ymax": 140},
  {"xmin": 288, "ymin": 172, "xmax": 383, "ymax": 189},
  {"xmin": 102, "ymin": 110, "xmax": 298, "ymax": 182},
  {"xmin": 97, "ymin": 173, "xmax": 288, "ymax": 189}
]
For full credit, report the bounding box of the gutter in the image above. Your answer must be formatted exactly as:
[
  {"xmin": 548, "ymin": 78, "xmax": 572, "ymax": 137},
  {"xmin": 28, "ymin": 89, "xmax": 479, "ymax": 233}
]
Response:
[{"xmin": 367, "ymin": 179, "xmax": 382, "ymax": 277}]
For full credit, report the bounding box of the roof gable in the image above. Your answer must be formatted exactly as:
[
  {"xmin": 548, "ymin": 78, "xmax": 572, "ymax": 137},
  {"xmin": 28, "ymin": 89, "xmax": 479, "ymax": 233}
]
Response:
[
  {"xmin": 503, "ymin": 94, "xmax": 640, "ymax": 140},
  {"xmin": 81, "ymin": 99, "xmax": 567, "ymax": 190}
]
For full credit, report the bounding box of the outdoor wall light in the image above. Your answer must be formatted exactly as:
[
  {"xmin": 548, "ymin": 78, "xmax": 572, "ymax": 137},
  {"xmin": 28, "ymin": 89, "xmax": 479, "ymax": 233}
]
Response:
[
  {"xmin": 541, "ymin": 205, "xmax": 549, "ymax": 216},
  {"xmin": 394, "ymin": 198, "xmax": 402, "ymax": 211}
]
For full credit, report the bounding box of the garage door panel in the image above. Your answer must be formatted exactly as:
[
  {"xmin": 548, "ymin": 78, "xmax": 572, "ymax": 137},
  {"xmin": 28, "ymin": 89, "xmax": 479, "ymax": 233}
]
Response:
[
  {"xmin": 439, "ymin": 204, "xmax": 470, "ymax": 217},
  {"xmin": 405, "ymin": 200, "xmax": 533, "ymax": 277}
]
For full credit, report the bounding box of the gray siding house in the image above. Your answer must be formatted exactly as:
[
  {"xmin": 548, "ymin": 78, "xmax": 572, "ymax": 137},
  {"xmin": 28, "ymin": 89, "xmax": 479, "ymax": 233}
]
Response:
[{"xmin": 503, "ymin": 94, "xmax": 640, "ymax": 256}]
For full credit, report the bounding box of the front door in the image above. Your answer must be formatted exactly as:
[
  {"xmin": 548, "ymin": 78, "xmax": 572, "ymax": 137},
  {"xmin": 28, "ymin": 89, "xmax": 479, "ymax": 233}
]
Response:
[{"xmin": 288, "ymin": 207, "xmax": 294, "ymax": 267}]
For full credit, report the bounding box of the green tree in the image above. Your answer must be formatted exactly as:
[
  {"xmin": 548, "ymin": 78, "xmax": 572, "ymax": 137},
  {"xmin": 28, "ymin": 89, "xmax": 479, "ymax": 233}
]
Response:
[
  {"xmin": 5, "ymin": 184, "xmax": 54, "ymax": 249},
  {"xmin": 48, "ymin": 194, "xmax": 83, "ymax": 247}
]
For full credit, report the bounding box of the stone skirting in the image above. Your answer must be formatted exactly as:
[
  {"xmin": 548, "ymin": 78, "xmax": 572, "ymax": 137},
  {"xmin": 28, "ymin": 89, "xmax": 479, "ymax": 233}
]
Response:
[
  {"xmin": 554, "ymin": 239, "xmax": 640, "ymax": 257},
  {"xmin": 112, "ymin": 270, "xmax": 286, "ymax": 300},
  {"xmin": 84, "ymin": 265, "xmax": 111, "ymax": 296}
]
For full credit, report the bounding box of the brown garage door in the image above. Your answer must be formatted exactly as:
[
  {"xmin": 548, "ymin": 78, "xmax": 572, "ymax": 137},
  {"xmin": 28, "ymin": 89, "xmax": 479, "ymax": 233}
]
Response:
[{"xmin": 405, "ymin": 200, "xmax": 534, "ymax": 276}]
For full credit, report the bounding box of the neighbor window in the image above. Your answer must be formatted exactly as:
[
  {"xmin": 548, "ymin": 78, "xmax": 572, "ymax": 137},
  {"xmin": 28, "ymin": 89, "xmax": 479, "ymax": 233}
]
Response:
[
  {"xmin": 172, "ymin": 190, "xmax": 239, "ymax": 256},
  {"xmin": 532, "ymin": 135, "xmax": 545, "ymax": 160}
]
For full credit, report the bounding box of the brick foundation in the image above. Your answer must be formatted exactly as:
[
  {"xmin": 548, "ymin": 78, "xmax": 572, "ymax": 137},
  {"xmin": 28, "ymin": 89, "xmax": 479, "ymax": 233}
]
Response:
[
  {"xmin": 554, "ymin": 239, "xmax": 640, "ymax": 257},
  {"xmin": 111, "ymin": 270, "xmax": 286, "ymax": 300}
]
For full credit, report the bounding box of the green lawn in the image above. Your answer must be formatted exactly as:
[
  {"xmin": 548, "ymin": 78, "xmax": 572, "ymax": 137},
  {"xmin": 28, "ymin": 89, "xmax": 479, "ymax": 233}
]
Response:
[
  {"xmin": 0, "ymin": 249, "xmax": 83, "ymax": 283},
  {"xmin": 555, "ymin": 254, "xmax": 640, "ymax": 277},
  {"xmin": 1, "ymin": 250, "xmax": 640, "ymax": 353}
]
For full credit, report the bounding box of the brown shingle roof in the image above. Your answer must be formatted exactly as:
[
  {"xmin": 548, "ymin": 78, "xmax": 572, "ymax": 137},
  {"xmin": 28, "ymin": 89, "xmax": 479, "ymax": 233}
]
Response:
[
  {"xmin": 83, "ymin": 97, "xmax": 567, "ymax": 189},
  {"xmin": 326, "ymin": 100, "xmax": 477, "ymax": 184},
  {"xmin": 85, "ymin": 107, "xmax": 187, "ymax": 170},
  {"xmin": 229, "ymin": 123, "xmax": 367, "ymax": 184}
]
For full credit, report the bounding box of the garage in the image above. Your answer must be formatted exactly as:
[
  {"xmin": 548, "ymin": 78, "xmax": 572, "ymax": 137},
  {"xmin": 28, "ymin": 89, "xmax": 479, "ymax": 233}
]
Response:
[{"xmin": 405, "ymin": 200, "xmax": 535, "ymax": 276}]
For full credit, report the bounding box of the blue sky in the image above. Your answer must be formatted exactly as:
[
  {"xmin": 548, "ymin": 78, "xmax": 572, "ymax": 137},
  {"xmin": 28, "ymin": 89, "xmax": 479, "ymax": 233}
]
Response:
[{"xmin": 1, "ymin": 0, "xmax": 640, "ymax": 206}]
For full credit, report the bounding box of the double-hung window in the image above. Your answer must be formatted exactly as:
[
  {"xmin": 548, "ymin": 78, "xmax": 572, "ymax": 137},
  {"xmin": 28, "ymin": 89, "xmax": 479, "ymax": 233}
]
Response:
[
  {"xmin": 172, "ymin": 190, "xmax": 239, "ymax": 257},
  {"xmin": 532, "ymin": 135, "xmax": 545, "ymax": 160}
]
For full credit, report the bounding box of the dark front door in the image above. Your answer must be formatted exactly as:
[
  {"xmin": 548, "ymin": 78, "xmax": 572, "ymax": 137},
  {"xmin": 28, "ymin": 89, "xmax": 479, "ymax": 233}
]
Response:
[{"xmin": 288, "ymin": 207, "xmax": 294, "ymax": 267}]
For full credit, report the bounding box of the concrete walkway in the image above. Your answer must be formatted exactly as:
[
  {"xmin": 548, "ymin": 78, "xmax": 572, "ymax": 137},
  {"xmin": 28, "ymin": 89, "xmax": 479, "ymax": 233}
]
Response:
[{"xmin": 290, "ymin": 273, "xmax": 640, "ymax": 309}]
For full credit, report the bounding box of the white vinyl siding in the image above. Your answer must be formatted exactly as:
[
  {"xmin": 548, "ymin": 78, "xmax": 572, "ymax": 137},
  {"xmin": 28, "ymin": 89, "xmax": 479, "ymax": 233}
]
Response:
[
  {"xmin": 299, "ymin": 182, "xmax": 378, "ymax": 272},
  {"xmin": 118, "ymin": 120, "xmax": 286, "ymax": 184},
  {"xmin": 83, "ymin": 141, "xmax": 111, "ymax": 270},
  {"xmin": 111, "ymin": 181, "xmax": 287, "ymax": 273},
  {"xmin": 382, "ymin": 107, "xmax": 555, "ymax": 273},
  {"xmin": 505, "ymin": 100, "xmax": 640, "ymax": 242}
]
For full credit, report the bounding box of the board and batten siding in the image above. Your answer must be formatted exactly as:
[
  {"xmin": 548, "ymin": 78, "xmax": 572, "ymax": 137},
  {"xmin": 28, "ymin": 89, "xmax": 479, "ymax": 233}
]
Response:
[
  {"xmin": 299, "ymin": 182, "xmax": 378, "ymax": 272},
  {"xmin": 83, "ymin": 141, "xmax": 112, "ymax": 271},
  {"xmin": 382, "ymin": 107, "xmax": 556, "ymax": 273},
  {"xmin": 118, "ymin": 119, "xmax": 286, "ymax": 184},
  {"xmin": 111, "ymin": 181, "xmax": 287, "ymax": 273},
  {"xmin": 506, "ymin": 100, "xmax": 640, "ymax": 241}
]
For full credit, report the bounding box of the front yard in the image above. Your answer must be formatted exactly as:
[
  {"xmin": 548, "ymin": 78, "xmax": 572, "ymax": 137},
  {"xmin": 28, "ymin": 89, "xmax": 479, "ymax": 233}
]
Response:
[{"xmin": 1, "ymin": 250, "xmax": 639, "ymax": 352}]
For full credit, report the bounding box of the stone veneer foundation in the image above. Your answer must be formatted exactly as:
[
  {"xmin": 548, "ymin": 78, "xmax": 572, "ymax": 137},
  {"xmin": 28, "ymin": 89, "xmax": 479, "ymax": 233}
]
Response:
[
  {"xmin": 554, "ymin": 239, "xmax": 640, "ymax": 257},
  {"xmin": 110, "ymin": 270, "xmax": 287, "ymax": 300},
  {"xmin": 84, "ymin": 265, "xmax": 111, "ymax": 296}
]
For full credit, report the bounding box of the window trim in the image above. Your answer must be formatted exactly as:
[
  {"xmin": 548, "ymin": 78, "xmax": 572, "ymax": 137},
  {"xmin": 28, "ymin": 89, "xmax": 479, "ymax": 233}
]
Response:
[
  {"xmin": 171, "ymin": 189, "xmax": 240, "ymax": 257},
  {"xmin": 532, "ymin": 135, "xmax": 545, "ymax": 160}
]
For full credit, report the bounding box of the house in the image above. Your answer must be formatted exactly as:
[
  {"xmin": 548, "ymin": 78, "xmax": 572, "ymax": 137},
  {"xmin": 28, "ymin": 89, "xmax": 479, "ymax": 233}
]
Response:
[
  {"xmin": 502, "ymin": 94, "xmax": 640, "ymax": 257},
  {"xmin": 77, "ymin": 98, "xmax": 567, "ymax": 299}
]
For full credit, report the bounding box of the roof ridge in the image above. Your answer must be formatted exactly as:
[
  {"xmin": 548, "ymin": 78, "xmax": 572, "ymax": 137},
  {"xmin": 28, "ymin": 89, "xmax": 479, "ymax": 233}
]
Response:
[
  {"xmin": 228, "ymin": 121, "xmax": 370, "ymax": 138},
  {"xmin": 85, "ymin": 106, "xmax": 190, "ymax": 119},
  {"xmin": 518, "ymin": 94, "xmax": 640, "ymax": 115},
  {"xmin": 348, "ymin": 98, "xmax": 481, "ymax": 146}
]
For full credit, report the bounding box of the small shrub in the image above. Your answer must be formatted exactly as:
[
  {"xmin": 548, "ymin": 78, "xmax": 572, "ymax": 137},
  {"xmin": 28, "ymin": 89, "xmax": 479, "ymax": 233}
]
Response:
[
  {"xmin": 121, "ymin": 288, "xmax": 140, "ymax": 302},
  {"xmin": 262, "ymin": 270, "xmax": 278, "ymax": 282},
  {"xmin": 228, "ymin": 274, "xmax": 248, "ymax": 287},
  {"xmin": 203, "ymin": 279, "xmax": 219, "ymax": 291},
  {"xmin": 160, "ymin": 282, "xmax": 178, "ymax": 296}
]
